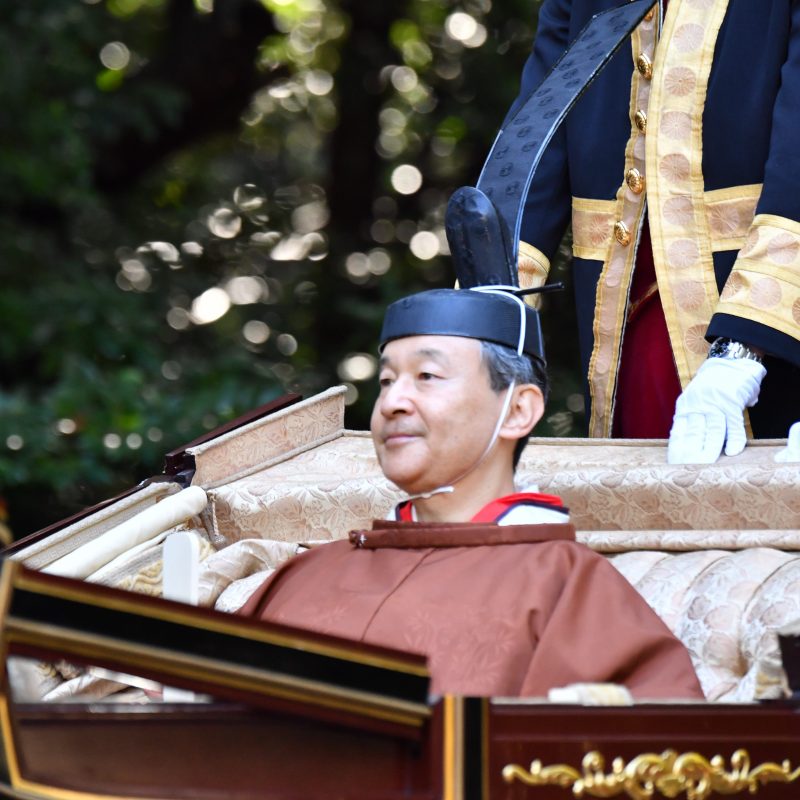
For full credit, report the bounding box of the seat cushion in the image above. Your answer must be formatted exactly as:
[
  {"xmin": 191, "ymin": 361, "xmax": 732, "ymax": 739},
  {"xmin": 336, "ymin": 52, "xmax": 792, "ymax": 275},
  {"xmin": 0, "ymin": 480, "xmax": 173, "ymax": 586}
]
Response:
[{"xmin": 610, "ymin": 548, "xmax": 800, "ymax": 700}]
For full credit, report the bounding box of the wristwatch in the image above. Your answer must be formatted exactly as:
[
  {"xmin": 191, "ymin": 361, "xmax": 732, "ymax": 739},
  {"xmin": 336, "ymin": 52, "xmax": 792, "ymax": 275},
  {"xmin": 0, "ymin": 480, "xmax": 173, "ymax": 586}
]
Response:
[{"xmin": 707, "ymin": 337, "xmax": 763, "ymax": 364}]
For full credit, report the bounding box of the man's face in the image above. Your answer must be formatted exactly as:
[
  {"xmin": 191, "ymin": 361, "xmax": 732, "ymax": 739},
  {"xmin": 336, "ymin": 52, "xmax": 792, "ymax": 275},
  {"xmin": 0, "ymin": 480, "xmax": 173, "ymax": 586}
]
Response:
[{"xmin": 370, "ymin": 335, "xmax": 506, "ymax": 495}]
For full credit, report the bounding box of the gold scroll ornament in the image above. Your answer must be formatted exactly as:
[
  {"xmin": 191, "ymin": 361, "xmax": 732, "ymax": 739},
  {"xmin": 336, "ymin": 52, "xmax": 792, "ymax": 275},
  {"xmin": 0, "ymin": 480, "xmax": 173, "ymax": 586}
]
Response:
[{"xmin": 502, "ymin": 749, "xmax": 800, "ymax": 800}]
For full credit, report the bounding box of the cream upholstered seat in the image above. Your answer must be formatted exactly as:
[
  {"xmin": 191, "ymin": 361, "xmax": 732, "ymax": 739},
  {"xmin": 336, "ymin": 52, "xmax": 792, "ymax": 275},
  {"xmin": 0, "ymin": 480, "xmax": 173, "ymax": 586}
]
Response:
[
  {"xmin": 10, "ymin": 387, "xmax": 800, "ymax": 702},
  {"xmin": 609, "ymin": 548, "xmax": 800, "ymax": 701},
  {"xmin": 186, "ymin": 388, "xmax": 800, "ymax": 702}
]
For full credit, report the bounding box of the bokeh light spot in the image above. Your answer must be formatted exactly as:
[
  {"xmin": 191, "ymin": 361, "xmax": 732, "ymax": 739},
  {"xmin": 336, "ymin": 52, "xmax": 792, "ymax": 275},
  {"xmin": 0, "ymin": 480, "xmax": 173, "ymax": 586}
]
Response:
[
  {"xmin": 338, "ymin": 353, "xmax": 377, "ymax": 382},
  {"xmin": 120, "ymin": 258, "xmax": 152, "ymax": 291},
  {"xmin": 391, "ymin": 66, "xmax": 418, "ymax": 93},
  {"xmin": 344, "ymin": 382, "xmax": 359, "ymax": 405},
  {"xmin": 181, "ymin": 241, "xmax": 203, "ymax": 256},
  {"xmin": 207, "ymin": 207, "xmax": 242, "ymax": 238},
  {"xmin": 391, "ymin": 164, "xmax": 423, "ymax": 195},
  {"xmin": 226, "ymin": 276, "xmax": 266, "ymax": 304},
  {"xmin": 304, "ymin": 232, "xmax": 329, "ymax": 261},
  {"xmin": 271, "ymin": 234, "xmax": 311, "ymax": 261},
  {"xmin": 166, "ymin": 307, "xmax": 191, "ymax": 330},
  {"xmin": 277, "ymin": 333, "xmax": 298, "ymax": 355},
  {"xmin": 161, "ymin": 361, "xmax": 181, "ymax": 380},
  {"xmin": 446, "ymin": 12, "xmax": 477, "ymax": 41},
  {"xmin": 139, "ymin": 241, "xmax": 179, "ymax": 263},
  {"xmin": 103, "ymin": 433, "xmax": 122, "ymax": 450},
  {"xmin": 305, "ymin": 69, "xmax": 334, "ymax": 96},
  {"xmin": 243, "ymin": 320, "xmax": 271, "ymax": 344},
  {"xmin": 191, "ymin": 287, "xmax": 231, "ymax": 324},
  {"xmin": 233, "ymin": 184, "xmax": 265, "ymax": 212},
  {"xmin": 294, "ymin": 281, "xmax": 318, "ymax": 302},
  {"xmin": 379, "ymin": 108, "xmax": 406, "ymax": 132},
  {"xmin": 57, "ymin": 418, "xmax": 77, "ymax": 435},
  {"xmin": 292, "ymin": 201, "xmax": 329, "ymax": 233},
  {"xmin": 368, "ymin": 249, "xmax": 392, "ymax": 275},
  {"xmin": 346, "ymin": 252, "xmax": 369, "ymax": 278},
  {"xmin": 463, "ymin": 24, "xmax": 487, "ymax": 48},
  {"xmin": 370, "ymin": 220, "xmax": 394, "ymax": 243},
  {"xmin": 99, "ymin": 41, "xmax": 130, "ymax": 70},
  {"xmin": 409, "ymin": 231, "xmax": 440, "ymax": 260}
]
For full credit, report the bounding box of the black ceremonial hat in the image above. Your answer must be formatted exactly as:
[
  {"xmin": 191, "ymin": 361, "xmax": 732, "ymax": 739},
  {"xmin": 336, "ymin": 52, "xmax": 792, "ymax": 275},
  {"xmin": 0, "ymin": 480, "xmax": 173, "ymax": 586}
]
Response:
[{"xmin": 379, "ymin": 288, "xmax": 545, "ymax": 364}]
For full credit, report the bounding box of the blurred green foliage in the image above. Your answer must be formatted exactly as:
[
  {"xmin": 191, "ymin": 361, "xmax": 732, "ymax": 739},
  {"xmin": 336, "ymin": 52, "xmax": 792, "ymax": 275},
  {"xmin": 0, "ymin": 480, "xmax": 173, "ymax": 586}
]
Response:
[{"xmin": 0, "ymin": 0, "xmax": 583, "ymax": 537}]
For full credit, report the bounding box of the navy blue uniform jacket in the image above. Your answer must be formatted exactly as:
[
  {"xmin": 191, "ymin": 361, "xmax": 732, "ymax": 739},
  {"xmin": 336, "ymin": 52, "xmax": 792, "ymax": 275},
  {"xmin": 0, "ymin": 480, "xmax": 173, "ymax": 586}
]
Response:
[{"xmin": 516, "ymin": 0, "xmax": 800, "ymax": 436}]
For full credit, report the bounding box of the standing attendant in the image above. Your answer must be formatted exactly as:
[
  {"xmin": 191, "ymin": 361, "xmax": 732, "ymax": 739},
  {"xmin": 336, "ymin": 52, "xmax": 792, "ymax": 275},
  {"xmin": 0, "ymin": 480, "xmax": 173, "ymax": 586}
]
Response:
[{"xmin": 514, "ymin": 0, "xmax": 800, "ymax": 461}]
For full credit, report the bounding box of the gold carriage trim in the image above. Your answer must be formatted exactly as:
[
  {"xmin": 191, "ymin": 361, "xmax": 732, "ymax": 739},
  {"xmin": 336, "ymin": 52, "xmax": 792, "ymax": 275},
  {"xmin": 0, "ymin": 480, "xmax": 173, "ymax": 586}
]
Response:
[
  {"xmin": 572, "ymin": 186, "xmax": 761, "ymax": 262},
  {"xmin": 715, "ymin": 214, "xmax": 800, "ymax": 343},
  {"xmin": 502, "ymin": 748, "xmax": 800, "ymax": 800}
]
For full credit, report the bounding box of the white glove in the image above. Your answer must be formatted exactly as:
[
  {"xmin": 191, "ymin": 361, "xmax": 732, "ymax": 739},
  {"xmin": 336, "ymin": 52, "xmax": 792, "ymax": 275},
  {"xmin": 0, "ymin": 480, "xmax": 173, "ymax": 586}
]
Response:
[
  {"xmin": 775, "ymin": 422, "xmax": 800, "ymax": 463},
  {"xmin": 667, "ymin": 357, "xmax": 766, "ymax": 464}
]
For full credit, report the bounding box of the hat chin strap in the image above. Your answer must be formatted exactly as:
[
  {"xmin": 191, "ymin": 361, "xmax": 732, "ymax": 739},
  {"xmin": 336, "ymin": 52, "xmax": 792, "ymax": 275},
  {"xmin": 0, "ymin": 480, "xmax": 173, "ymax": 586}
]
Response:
[
  {"xmin": 404, "ymin": 286, "xmax": 528, "ymax": 505},
  {"xmin": 404, "ymin": 379, "xmax": 516, "ymax": 503}
]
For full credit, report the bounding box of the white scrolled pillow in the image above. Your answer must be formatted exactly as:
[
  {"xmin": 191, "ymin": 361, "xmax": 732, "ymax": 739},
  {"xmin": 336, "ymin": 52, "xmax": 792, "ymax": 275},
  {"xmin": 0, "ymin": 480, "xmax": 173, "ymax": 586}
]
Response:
[{"xmin": 43, "ymin": 486, "xmax": 207, "ymax": 580}]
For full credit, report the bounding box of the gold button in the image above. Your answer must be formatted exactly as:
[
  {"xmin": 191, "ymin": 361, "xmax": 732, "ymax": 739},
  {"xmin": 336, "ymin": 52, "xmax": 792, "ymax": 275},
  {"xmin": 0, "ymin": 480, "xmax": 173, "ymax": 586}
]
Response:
[
  {"xmin": 636, "ymin": 53, "xmax": 653, "ymax": 80},
  {"xmin": 643, "ymin": 7, "xmax": 656, "ymax": 22},
  {"xmin": 634, "ymin": 109, "xmax": 648, "ymax": 133},
  {"xmin": 614, "ymin": 221, "xmax": 632, "ymax": 246},
  {"xmin": 626, "ymin": 168, "xmax": 645, "ymax": 195}
]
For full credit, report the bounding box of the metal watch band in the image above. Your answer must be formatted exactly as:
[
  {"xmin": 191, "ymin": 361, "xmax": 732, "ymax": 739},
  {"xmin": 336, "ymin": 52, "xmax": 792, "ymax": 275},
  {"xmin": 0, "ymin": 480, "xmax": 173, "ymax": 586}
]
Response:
[{"xmin": 708, "ymin": 337, "xmax": 763, "ymax": 363}]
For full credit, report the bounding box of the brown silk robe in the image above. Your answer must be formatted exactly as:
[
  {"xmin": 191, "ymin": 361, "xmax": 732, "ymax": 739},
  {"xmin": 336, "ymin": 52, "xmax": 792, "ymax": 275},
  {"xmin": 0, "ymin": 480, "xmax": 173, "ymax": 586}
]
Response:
[{"xmin": 240, "ymin": 522, "xmax": 704, "ymax": 700}]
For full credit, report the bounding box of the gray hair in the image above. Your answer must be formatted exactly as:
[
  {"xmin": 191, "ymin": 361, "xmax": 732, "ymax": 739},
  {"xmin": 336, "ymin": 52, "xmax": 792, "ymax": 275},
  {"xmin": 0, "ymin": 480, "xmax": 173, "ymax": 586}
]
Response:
[
  {"xmin": 480, "ymin": 341, "xmax": 549, "ymax": 401},
  {"xmin": 480, "ymin": 341, "xmax": 549, "ymax": 468}
]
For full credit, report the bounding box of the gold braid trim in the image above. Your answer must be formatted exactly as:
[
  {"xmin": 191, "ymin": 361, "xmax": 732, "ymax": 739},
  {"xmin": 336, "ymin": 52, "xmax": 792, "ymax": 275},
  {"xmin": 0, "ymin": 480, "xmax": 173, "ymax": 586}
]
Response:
[
  {"xmin": 645, "ymin": 0, "xmax": 731, "ymax": 389},
  {"xmin": 572, "ymin": 199, "xmax": 618, "ymax": 261},
  {"xmin": 518, "ymin": 241, "xmax": 551, "ymax": 310},
  {"xmin": 572, "ymin": 186, "xmax": 761, "ymax": 261},
  {"xmin": 704, "ymin": 184, "xmax": 762, "ymax": 251},
  {"xmin": 586, "ymin": 11, "xmax": 656, "ymax": 437},
  {"xmin": 716, "ymin": 214, "xmax": 800, "ymax": 342}
]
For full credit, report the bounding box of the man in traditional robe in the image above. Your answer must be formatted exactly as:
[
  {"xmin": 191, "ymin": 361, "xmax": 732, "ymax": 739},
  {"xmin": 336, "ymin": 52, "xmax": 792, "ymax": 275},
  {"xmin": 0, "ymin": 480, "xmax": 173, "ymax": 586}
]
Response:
[{"xmin": 241, "ymin": 288, "xmax": 703, "ymax": 700}]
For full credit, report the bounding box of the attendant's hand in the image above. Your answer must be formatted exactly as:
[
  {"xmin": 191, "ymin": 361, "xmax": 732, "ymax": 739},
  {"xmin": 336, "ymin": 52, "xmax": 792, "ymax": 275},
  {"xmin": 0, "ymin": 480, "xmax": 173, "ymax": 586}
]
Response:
[
  {"xmin": 775, "ymin": 422, "xmax": 800, "ymax": 462},
  {"xmin": 667, "ymin": 357, "xmax": 766, "ymax": 464}
]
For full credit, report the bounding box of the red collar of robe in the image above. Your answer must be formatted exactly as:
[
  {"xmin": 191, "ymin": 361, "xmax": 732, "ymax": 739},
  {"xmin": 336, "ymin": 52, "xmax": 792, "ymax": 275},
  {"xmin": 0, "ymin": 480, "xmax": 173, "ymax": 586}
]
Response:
[
  {"xmin": 349, "ymin": 517, "xmax": 576, "ymax": 550},
  {"xmin": 394, "ymin": 491, "xmax": 566, "ymax": 524}
]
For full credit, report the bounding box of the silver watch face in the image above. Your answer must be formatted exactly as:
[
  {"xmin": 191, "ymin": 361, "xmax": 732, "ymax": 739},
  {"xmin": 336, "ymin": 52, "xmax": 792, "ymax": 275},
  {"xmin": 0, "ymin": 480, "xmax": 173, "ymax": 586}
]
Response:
[{"xmin": 709, "ymin": 338, "xmax": 762, "ymax": 362}]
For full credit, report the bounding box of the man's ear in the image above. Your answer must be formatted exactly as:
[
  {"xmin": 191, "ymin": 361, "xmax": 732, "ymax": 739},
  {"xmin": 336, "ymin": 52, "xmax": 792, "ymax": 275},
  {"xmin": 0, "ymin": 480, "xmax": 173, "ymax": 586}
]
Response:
[{"xmin": 498, "ymin": 384, "xmax": 545, "ymax": 442}]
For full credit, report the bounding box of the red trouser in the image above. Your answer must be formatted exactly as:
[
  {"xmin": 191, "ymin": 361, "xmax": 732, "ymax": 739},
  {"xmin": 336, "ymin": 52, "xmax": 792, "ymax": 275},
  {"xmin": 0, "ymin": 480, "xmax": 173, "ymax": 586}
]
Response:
[
  {"xmin": 612, "ymin": 221, "xmax": 683, "ymax": 438},
  {"xmin": 612, "ymin": 0, "xmax": 679, "ymax": 439}
]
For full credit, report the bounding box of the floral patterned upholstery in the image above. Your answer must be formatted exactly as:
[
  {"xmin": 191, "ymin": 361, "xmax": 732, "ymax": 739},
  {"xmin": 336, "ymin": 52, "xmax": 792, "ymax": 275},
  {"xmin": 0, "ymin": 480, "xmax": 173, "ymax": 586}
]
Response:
[
  {"xmin": 188, "ymin": 389, "xmax": 800, "ymax": 702},
  {"xmin": 610, "ymin": 548, "xmax": 799, "ymax": 701},
  {"xmin": 10, "ymin": 388, "xmax": 800, "ymax": 702}
]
